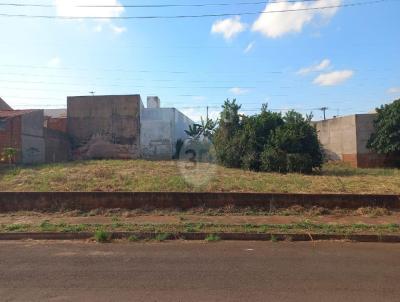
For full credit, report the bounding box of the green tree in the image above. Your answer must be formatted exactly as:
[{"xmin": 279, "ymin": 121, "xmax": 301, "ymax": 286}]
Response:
[
  {"xmin": 213, "ymin": 99, "xmax": 244, "ymax": 168},
  {"xmin": 367, "ymin": 99, "xmax": 400, "ymax": 157}
]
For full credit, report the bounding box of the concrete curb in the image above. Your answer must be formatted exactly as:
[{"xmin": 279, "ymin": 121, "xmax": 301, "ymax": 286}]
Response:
[
  {"xmin": 1, "ymin": 232, "xmax": 400, "ymax": 243},
  {"xmin": 0, "ymin": 192, "xmax": 400, "ymax": 212}
]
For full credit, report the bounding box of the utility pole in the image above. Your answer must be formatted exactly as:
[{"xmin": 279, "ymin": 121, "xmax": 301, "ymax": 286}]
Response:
[
  {"xmin": 320, "ymin": 107, "xmax": 328, "ymax": 120},
  {"xmin": 206, "ymin": 106, "xmax": 209, "ymax": 121}
]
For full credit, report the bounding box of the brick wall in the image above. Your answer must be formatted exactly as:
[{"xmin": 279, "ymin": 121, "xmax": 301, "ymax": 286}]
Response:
[
  {"xmin": 0, "ymin": 116, "xmax": 22, "ymax": 162},
  {"xmin": 46, "ymin": 117, "xmax": 67, "ymax": 133}
]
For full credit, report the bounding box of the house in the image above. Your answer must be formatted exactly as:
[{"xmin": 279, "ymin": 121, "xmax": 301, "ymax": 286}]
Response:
[
  {"xmin": 67, "ymin": 94, "xmax": 194, "ymax": 160},
  {"xmin": 0, "ymin": 109, "xmax": 46, "ymax": 164},
  {"xmin": 0, "ymin": 98, "xmax": 70, "ymax": 164},
  {"xmin": 314, "ymin": 113, "xmax": 388, "ymax": 168},
  {"xmin": 0, "ymin": 97, "xmax": 12, "ymax": 111},
  {"xmin": 1, "ymin": 94, "xmax": 194, "ymax": 163}
]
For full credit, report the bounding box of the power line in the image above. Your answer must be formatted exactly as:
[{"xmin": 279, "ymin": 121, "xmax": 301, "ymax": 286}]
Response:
[
  {"xmin": 0, "ymin": 0, "xmax": 333, "ymax": 8},
  {"xmin": 0, "ymin": 0, "xmax": 390, "ymax": 19}
]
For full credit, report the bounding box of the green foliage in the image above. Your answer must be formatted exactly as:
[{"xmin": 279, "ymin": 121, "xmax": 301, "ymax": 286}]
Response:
[
  {"xmin": 2, "ymin": 147, "xmax": 18, "ymax": 164},
  {"xmin": 205, "ymin": 234, "xmax": 221, "ymax": 242},
  {"xmin": 128, "ymin": 235, "xmax": 139, "ymax": 242},
  {"xmin": 260, "ymin": 147, "xmax": 288, "ymax": 173},
  {"xmin": 286, "ymin": 153, "xmax": 313, "ymax": 173},
  {"xmin": 213, "ymin": 100, "xmax": 323, "ymax": 173},
  {"xmin": 155, "ymin": 233, "xmax": 171, "ymax": 241},
  {"xmin": 185, "ymin": 117, "xmax": 217, "ymax": 140},
  {"xmin": 94, "ymin": 230, "xmax": 110, "ymax": 243},
  {"xmin": 173, "ymin": 139, "xmax": 184, "ymax": 160},
  {"xmin": 368, "ymin": 99, "xmax": 400, "ymax": 157}
]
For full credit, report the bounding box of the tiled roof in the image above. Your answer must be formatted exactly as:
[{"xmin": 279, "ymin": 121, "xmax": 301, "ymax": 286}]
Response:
[{"xmin": 0, "ymin": 110, "xmax": 37, "ymax": 119}]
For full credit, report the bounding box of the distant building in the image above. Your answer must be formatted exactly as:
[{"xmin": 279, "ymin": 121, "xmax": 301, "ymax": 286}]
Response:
[
  {"xmin": 314, "ymin": 114, "xmax": 389, "ymax": 168},
  {"xmin": 67, "ymin": 94, "xmax": 194, "ymax": 160},
  {"xmin": 0, "ymin": 109, "xmax": 46, "ymax": 164},
  {"xmin": 1, "ymin": 94, "xmax": 194, "ymax": 163},
  {"xmin": 0, "ymin": 97, "xmax": 12, "ymax": 111}
]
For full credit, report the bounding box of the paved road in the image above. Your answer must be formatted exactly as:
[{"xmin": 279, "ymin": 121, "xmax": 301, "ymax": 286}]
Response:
[{"xmin": 0, "ymin": 241, "xmax": 400, "ymax": 302}]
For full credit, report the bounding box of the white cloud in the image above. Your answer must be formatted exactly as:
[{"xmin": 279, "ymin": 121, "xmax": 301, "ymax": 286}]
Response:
[
  {"xmin": 244, "ymin": 42, "xmax": 255, "ymax": 54},
  {"xmin": 55, "ymin": 0, "xmax": 126, "ymax": 34},
  {"xmin": 211, "ymin": 16, "xmax": 247, "ymax": 40},
  {"xmin": 313, "ymin": 70, "xmax": 354, "ymax": 86},
  {"xmin": 252, "ymin": 0, "xmax": 341, "ymax": 38},
  {"xmin": 297, "ymin": 59, "xmax": 331, "ymax": 75},
  {"xmin": 387, "ymin": 87, "xmax": 400, "ymax": 94},
  {"xmin": 110, "ymin": 24, "xmax": 127, "ymax": 34},
  {"xmin": 47, "ymin": 57, "xmax": 61, "ymax": 67},
  {"xmin": 229, "ymin": 87, "xmax": 249, "ymax": 95},
  {"xmin": 55, "ymin": 0, "xmax": 124, "ymax": 19}
]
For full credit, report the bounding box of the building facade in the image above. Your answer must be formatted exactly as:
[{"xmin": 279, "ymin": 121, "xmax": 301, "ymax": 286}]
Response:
[
  {"xmin": 314, "ymin": 114, "xmax": 387, "ymax": 168},
  {"xmin": 141, "ymin": 97, "xmax": 194, "ymax": 159},
  {"xmin": 0, "ymin": 110, "xmax": 45, "ymax": 164}
]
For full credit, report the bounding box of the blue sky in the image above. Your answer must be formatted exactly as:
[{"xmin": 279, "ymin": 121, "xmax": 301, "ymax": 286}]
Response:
[{"xmin": 0, "ymin": 0, "xmax": 399, "ymax": 121}]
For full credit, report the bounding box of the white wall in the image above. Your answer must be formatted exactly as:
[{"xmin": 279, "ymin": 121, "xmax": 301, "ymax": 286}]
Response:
[{"xmin": 140, "ymin": 108, "xmax": 194, "ymax": 159}]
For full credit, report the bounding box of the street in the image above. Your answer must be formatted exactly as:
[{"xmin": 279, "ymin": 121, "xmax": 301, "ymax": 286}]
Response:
[{"xmin": 0, "ymin": 241, "xmax": 399, "ymax": 301}]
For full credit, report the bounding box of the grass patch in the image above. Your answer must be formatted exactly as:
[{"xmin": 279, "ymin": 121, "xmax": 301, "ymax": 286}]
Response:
[
  {"xmin": 155, "ymin": 233, "xmax": 171, "ymax": 242},
  {"xmin": 4, "ymin": 224, "xmax": 29, "ymax": 232},
  {"xmin": 94, "ymin": 230, "xmax": 110, "ymax": 243},
  {"xmin": 270, "ymin": 234, "xmax": 278, "ymax": 242},
  {"xmin": 0, "ymin": 160, "xmax": 399, "ymax": 193},
  {"xmin": 128, "ymin": 235, "xmax": 139, "ymax": 242},
  {"xmin": 205, "ymin": 234, "xmax": 221, "ymax": 242},
  {"xmin": 1, "ymin": 221, "xmax": 400, "ymax": 236}
]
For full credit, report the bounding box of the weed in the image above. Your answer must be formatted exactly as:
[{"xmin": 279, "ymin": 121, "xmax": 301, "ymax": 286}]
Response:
[
  {"xmin": 94, "ymin": 230, "xmax": 110, "ymax": 243},
  {"xmin": 271, "ymin": 234, "xmax": 278, "ymax": 242},
  {"xmin": 40, "ymin": 220, "xmax": 57, "ymax": 232},
  {"xmin": 128, "ymin": 235, "xmax": 139, "ymax": 242},
  {"xmin": 5, "ymin": 224, "xmax": 28, "ymax": 232},
  {"xmin": 155, "ymin": 233, "xmax": 171, "ymax": 241},
  {"xmin": 205, "ymin": 234, "xmax": 221, "ymax": 242}
]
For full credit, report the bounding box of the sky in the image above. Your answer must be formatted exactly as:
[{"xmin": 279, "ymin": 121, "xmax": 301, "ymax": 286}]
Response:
[{"xmin": 0, "ymin": 0, "xmax": 399, "ymax": 121}]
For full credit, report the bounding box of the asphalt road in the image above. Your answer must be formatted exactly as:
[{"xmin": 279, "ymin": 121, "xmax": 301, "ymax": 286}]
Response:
[{"xmin": 0, "ymin": 241, "xmax": 400, "ymax": 302}]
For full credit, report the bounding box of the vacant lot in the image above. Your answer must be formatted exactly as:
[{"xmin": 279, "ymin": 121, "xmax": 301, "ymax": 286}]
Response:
[{"xmin": 0, "ymin": 160, "xmax": 399, "ymax": 193}]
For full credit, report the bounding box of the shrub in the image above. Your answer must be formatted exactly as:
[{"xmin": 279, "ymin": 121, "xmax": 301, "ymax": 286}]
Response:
[
  {"xmin": 286, "ymin": 153, "xmax": 313, "ymax": 173},
  {"xmin": 94, "ymin": 230, "xmax": 110, "ymax": 243},
  {"xmin": 368, "ymin": 99, "xmax": 400, "ymax": 162},
  {"xmin": 205, "ymin": 234, "xmax": 221, "ymax": 242},
  {"xmin": 260, "ymin": 147, "xmax": 287, "ymax": 173}
]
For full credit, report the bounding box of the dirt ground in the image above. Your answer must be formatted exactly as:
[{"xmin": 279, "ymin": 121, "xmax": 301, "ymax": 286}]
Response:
[{"xmin": 1, "ymin": 211, "xmax": 400, "ymax": 226}]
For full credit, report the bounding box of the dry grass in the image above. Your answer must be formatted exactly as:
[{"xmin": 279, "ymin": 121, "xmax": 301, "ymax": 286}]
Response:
[{"xmin": 0, "ymin": 160, "xmax": 399, "ymax": 193}]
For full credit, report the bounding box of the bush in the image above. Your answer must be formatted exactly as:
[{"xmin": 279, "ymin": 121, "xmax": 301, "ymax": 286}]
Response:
[
  {"xmin": 213, "ymin": 101, "xmax": 323, "ymax": 174},
  {"xmin": 94, "ymin": 230, "xmax": 110, "ymax": 243},
  {"xmin": 260, "ymin": 148, "xmax": 287, "ymax": 173},
  {"xmin": 286, "ymin": 153, "xmax": 313, "ymax": 173},
  {"xmin": 368, "ymin": 99, "xmax": 400, "ymax": 160}
]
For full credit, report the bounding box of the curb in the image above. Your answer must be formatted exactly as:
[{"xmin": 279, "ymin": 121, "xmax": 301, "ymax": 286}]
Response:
[
  {"xmin": 1, "ymin": 232, "xmax": 400, "ymax": 243},
  {"xmin": 1, "ymin": 192, "xmax": 399, "ymax": 212}
]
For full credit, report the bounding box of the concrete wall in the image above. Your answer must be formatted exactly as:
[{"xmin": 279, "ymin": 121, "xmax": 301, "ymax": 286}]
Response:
[
  {"xmin": 315, "ymin": 115, "xmax": 357, "ymax": 162},
  {"xmin": 21, "ymin": 110, "xmax": 45, "ymax": 164},
  {"xmin": 315, "ymin": 113, "xmax": 392, "ymax": 168},
  {"xmin": 140, "ymin": 108, "xmax": 193, "ymax": 159},
  {"xmin": 44, "ymin": 128, "xmax": 71, "ymax": 163},
  {"xmin": 67, "ymin": 95, "xmax": 142, "ymax": 159}
]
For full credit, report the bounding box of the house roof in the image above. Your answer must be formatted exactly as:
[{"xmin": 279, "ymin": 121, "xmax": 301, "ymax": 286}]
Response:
[
  {"xmin": 0, "ymin": 97, "xmax": 12, "ymax": 110},
  {"xmin": 44, "ymin": 108, "xmax": 67, "ymax": 118},
  {"xmin": 0, "ymin": 109, "xmax": 37, "ymax": 119}
]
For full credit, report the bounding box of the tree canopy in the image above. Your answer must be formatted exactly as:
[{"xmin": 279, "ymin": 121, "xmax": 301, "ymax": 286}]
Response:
[{"xmin": 368, "ymin": 99, "xmax": 400, "ymax": 155}]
